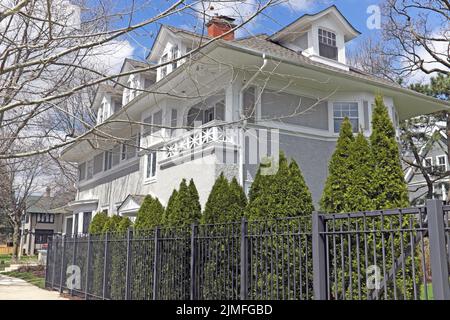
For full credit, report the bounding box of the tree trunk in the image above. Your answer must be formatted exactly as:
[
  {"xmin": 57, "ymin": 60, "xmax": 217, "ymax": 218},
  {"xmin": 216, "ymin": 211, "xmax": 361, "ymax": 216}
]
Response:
[{"xmin": 12, "ymin": 222, "xmax": 20, "ymax": 262}]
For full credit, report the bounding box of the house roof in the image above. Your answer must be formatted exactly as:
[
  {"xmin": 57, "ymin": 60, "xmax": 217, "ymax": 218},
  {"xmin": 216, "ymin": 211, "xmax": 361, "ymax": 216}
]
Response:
[
  {"xmin": 117, "ymin": 194, "xmax": 147, "ymax": 213},
  {"xmin": 26, "ymin": 194, "xmax": 74, "ymax": 214},
  {"xmin": 269, "ymin": 5, "xmax": 360, "ymax": 42}
]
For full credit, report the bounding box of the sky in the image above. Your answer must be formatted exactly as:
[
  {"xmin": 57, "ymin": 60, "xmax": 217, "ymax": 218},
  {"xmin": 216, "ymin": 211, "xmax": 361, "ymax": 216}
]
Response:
[{"xmin": 115, "ymin": 0, "xmax": 383, "ymax": 60}]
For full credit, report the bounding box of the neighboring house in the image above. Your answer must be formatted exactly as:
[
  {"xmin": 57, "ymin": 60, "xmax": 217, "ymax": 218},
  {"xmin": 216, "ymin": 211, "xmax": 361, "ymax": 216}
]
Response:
[
  {"xmin": 60, "ymin": 5, "xmax": 450, "ymax": 233},
  {"xmin": 404, "ymin": 125, "xmax": 449, "ymax": 205},
  {"xmin": 20, "ymin": 188, "xmax": 73, "ymax": 255}
]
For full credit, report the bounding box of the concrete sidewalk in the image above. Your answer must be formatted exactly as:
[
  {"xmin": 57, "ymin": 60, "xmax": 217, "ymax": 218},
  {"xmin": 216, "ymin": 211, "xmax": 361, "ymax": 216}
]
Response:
[{"xmin": 0, "ymin": 275, "xmax": 68, "ymax": 300}]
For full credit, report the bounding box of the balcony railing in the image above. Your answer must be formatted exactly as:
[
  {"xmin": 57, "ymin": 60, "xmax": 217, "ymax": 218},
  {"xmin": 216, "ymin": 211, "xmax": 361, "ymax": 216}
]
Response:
[{"xmin": 163, "ymin": 121, "xmax": 238, "ymax": 160}]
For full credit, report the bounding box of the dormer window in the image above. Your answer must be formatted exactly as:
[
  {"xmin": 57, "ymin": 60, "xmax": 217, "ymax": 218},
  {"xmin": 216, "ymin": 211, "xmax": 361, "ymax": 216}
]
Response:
[
  {"xmin": 127, "ymin": 75, "xmax": 138, "ymax": 100},
  {"xmin": 318, "ymin": 28, "xmax": 337, "ymax": 60},
  {"xmin": 171, "ymin": 45, "xmax": 179, "ymax": 70},
  {"xmin": 160, "ymin": 53, "xmax": 168, "ymax": 78}
]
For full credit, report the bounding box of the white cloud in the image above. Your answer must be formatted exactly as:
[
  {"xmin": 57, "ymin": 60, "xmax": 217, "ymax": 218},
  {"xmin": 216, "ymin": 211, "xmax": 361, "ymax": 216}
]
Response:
[
  {"xmin": 283, "ymin": 0, "xmax": 321, "ymax": 11},
  {"xmin": 194, "ymin": 0, "xmax": 260, "ymax": 35},
  {"xmin": 406, "ymin": 32, "xmax": 449, "ymax": 84},
  {"xmin": 89, "ymin": 40, "xmax": 135, "ymax": 75}
]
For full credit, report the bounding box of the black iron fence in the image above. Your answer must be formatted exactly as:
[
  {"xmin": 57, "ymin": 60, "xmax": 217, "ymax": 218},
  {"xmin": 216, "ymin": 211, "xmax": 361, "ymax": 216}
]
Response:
[{"xmin": 45, "ymin": 200, "xmax": 450, "ymax": 300}]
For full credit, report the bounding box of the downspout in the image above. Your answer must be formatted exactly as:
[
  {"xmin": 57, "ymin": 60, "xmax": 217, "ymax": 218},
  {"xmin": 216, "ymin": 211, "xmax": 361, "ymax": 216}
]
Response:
[{"xmin": 238, "ymin": 53, "xmax": 268, "ymax": 188}]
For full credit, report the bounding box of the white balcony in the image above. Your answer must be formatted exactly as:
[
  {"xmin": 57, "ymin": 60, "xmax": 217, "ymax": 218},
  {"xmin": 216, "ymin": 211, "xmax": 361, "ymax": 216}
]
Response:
[{"xmin": 161, "ymin": 121, "xmax": 239, "ymax": 164}]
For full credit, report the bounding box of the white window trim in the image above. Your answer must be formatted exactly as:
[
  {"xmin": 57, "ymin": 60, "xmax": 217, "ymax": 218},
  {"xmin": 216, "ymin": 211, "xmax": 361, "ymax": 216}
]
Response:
[
  {"xmin": 328, "ymin": 100, "xmax": 362, "ymax": 135},
  {"xmin": 437, "ymin": 155, "xmax": 447, "ymax": 170},
  {"xmin": 144, "ymin": 151, "xmax": 158, "ymax": 184}
]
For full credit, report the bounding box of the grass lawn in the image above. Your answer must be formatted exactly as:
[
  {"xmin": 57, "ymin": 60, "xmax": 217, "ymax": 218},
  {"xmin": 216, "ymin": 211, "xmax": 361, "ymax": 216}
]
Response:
[
  {"xmin": 2, "ymin": 270, "xmax": 45, "ymax": 289},
  {"xmin": 0, "ymin": 254, "xmax": 39, "ymax": 271}
]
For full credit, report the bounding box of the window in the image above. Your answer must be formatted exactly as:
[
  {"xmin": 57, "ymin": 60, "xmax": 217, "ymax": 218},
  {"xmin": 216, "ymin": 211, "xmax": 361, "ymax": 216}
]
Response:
[
  {"xmin": 86, "ymin": 160, "xmax": 94, "ymax": 179},
  {"xmin": 160, "ymin": 53, "xmax": 168, "ymax": 78},
  {"xmin": 97, "ymin": 106, "xmax": 103, "ymax": 123},
  {"xmin": 436, "ymin": 155, "xmax": 446, "ymax": 172},
  {"xmin": 424, "ymin": 157, "xmax": 433, "ymax": 168},
  {"xmin": 333, "ymin": 102, "xmax": 359, "ymax": 133},
  {"xmin": 66, "ymin": 217, "xmax": 73, "ymax": 235},
  {"xmin": 93, "ymin": 153, "xmax": 103, "ymax": 175},
  {"xmin": 204, "ymin": 107, "xmax": 215, "ymax": 123},
  {"xmin": 121, "ymin": 144, "xmax": 127, "ymax": 161},
  {"xmin": 146, "ymin": 151, "xmax": 157, "ymax": 179},
  {"xmin": 171, "ymin": 45, "xmax": 179, "ymax": 70},
  {"xmin": 37, "ymin": 213, "xmax": 55, "ymax": 223},
  {"xmin": 78, "ymin": 162, "xmax": 86, "ymax": 181},
  {"xmin": 142, "ymin": 111, "xmax": 162, "ymax": 137},
  {"xmin": 35, "ymin": 230, "xmax": 53, "ymax": 244},
  {"xmin": 82, "ymin": 212, "xmax": 92, "ymax": 234},
  {"xmin": 104, "ymin": 150, "xmax": 112, "ymax": 171},
  {"xmin": 171, "ymin": 109, "xmax": 178, "ymax": 135},
  {"xmin": 318, "ymin": 28, "xmax": 337, "ymax": 60}
]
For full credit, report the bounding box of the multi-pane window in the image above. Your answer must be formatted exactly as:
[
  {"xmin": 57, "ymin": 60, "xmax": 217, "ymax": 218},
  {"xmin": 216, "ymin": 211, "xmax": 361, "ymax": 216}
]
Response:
[
  {"xmin": 333, "ymin": 102, "xmax": 359, "ymax": 133},
  {"xmin": 171, "ymin": 45, "xmax": 179, "ymax": 70},
  {"xmin": 318, "ymin": 28, "xmax": 337, "ymax": 60},
  {"xmin": 146, "ymin": 151, "xmax": 157, "ymax": 179},
  {"xmin": 142, "ymin": 111, "xmax": 162, "ymax": 137},
  {"xmin": 160, "ymin": 53, "xmax": 168, "ymax": 78},
  {"xmin": 436, "ymin": 155, "xmax": 446, "ymax": 172},
  {"xmin": 37, "ymin": 213, "xmax": 55, "ymax": 223}
]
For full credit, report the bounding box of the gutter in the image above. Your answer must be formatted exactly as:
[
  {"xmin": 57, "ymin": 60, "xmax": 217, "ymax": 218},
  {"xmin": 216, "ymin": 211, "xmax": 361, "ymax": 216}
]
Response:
[{"xmin": 217, "ymin": 40, "xmax": 450, "ymax": 109}]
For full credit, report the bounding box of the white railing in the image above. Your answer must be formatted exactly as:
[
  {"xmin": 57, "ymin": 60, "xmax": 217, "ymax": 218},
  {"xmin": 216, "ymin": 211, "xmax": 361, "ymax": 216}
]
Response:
[{"xmin": 164, "ymin": 121, "xmax": 238, "ymax": 159}]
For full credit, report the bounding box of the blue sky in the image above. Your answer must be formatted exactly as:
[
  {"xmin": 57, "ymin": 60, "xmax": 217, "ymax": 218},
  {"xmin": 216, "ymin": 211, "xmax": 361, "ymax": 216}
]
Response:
[{"xmin": 116, "ymin": 0, "xmax": 383, "ymax": 60}]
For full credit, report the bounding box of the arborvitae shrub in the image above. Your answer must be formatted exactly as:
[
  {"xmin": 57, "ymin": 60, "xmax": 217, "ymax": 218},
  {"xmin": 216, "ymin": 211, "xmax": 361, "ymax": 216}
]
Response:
[
  {"xmin": 320, "ymin": 117, "xmax": 354, "ymax": 213},
  {"xmin": 134, "ymin": 195, "xmax": 164, "ymax": 231}
]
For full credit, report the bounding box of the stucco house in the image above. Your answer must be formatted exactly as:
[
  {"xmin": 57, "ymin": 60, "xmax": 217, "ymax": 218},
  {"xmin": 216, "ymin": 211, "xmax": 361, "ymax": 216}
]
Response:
[
  {"xmin": 404, "ymin": 125, "xmax": 449, "ymax": 205},
  {"xmin": 60, "ymin": 5, "xmax": 450, "ymax": 234}
]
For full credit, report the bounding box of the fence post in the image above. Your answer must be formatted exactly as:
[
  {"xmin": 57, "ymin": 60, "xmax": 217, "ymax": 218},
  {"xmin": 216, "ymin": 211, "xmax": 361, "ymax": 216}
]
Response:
[
  {"xmin": 426, "ymin": 199, "xmax": 450, "ymax": 300},
  {"xmin": 102, "ymin": 232, "xmax": 109, "ymax": 300},
  {"xmin": 71, "ymin": 234, "xmax": 77, "ymax": 296},
  {"xmin": 152, "ymin": 227, "xmax": 160, "ymax": 300},
  {"xmin": 125, "ymin": 228, "xmax": 133, "ymax": 300},
  {"xmin": 240, "ymin": 217, "xmax": 248, "ymax": 300},
  {"xmin": 312, "ymin": 211, "xmax": 327, "ymax": 300},
  {"xmin": 85, "ymin": 234, "xmax": 91, "ymax": 300},
  {"xmin": 59, "ymin": 235, "xmax": 65, "ymax": 293},
  {"xmin": 45, "ymin": 237, "xmax": 51, "ymax": 288},
  {"xmin": 51, "ymin": 237, "xmax": 57, "ymax": 289},
  {"xmin": 190, "ymin": 222, "xmax": 198, "ymax": 300}
]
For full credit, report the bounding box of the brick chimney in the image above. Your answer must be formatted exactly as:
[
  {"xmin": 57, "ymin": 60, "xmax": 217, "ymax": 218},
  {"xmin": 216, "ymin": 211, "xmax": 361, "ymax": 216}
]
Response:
[{"xmin": 206, "ymin": 15, "xmax": 236, "ymax": 40}]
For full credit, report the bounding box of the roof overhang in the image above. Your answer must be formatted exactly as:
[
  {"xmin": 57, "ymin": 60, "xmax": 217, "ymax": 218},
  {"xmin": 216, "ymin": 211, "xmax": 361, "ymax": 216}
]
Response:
[
  {"xmin": 61, "ymin": 40, "xmax": 450, "ymax": 163},
  {"xmin": 66, "ymin": 199, "xmax": 98, "ymax": 211}
]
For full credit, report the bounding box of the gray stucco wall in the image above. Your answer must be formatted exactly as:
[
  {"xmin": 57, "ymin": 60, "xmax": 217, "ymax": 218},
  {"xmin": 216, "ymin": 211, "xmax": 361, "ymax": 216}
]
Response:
[
  {"xmin": 260, "ymin": 90, "xmax": 329, "ymax": 130},
  {"xmin": 244, "ymin": 130, "xmax": 336, "ymax": 207}
]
